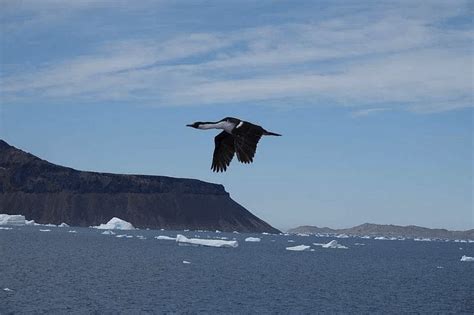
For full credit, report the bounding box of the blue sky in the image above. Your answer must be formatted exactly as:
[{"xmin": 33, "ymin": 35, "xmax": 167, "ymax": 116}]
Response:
[{"xmin": 1, "ymin": 0, "xmax": 472, "ymax": 230}]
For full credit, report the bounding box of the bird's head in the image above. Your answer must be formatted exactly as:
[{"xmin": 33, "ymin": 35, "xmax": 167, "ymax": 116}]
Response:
[{"xmin": 186, "ymin": 122, "xmax": 204, "ymax": 129}]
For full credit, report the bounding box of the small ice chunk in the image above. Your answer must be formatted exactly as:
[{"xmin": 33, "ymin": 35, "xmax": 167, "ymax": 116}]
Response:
[
  {"xmin": 314, "ymin": 240, "xmax": 348, "ymax": 249},
  {"xmin": 286, "ymin": 245, "xmax": 311, "ymax": 251},
  {"xmin": 297, "ymin": 233, "xmax": 309, "ymax": 237},
  {"xmin": 101, "ymin": 230, "xmax": 116, "ymax": 235},
  {"xmin": 336, "ymin": 234, "xmax": 349, "ymax": 238},
  {"xmin": 58, "ymin": 223, "xmax": 69, "ymax": 227},
  {"xmin": 460, "ymin": 255, "xmax": 474, "ymax": 262},
  {"xmin": 0, "ymin": 214, "xmax": 26, "ymax": 226},
  {"xmin": 176, "ymin": 234, "xmax": 238, "ymax": 248},
  {"xmin": 414, "ymin": 238, "xmax": 431, "ymax": 242},
  {"xmin": 136, "ymin": 235, "xmax": 146, "ymax": 240},
  {"xmin": 3, "ymin": 288, "xmax": 13, "ymax": 292},
  {"xmin": 155, "ymin": 235, "xmax": 176, "ymax": 241},
  {"xmin": 25, "ymin": 220, "xmax": 36, "ymax": 225},
  {"xmin": 374, "ymin": 236, "xmax": 388, "ymax": 240},
  {"xmin": 354, "ymin": 243, "xmax": 365, "ymax": 246},
  {"xmin": 245, "ymin": 237, "xmax": 261, "ymax": 242},
  {"xmin": 0, "ymin": 227, "xmax": 13, "ymax": 230},
  {"xmin": 39, "ymin": 229, "xmax": 51, "ymax": 232},
  {"xmin": 287, "ymin": 240, "xmax": 295, "ymax": 243},
  {"xmin": 93, "ymin": 217, "xmax": 135, "ymax": 230},
  {"xmin": 68, "ymin": 230, "xmax": 77, "ymax": 233},
  {"xmin": 262, "ymin": 232, "xmax": 270, "ymax": 235},
  {"xmin": 182, "ymin": 260, "xmax": 191, "ymax": 264},
  {"xmin": 436, "ymin": 266, "xmax": 444, "ymax": 269}
]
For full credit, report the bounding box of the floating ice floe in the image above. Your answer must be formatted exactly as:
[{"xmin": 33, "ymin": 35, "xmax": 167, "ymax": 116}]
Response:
[
  {"xmin": 297, "ymin": 233, "xmax": 309, "ymax": 237},
  {"xmin": 68, "ymin": 230, "xmax": 77, "ymax": 233},
  {"xmin": 0, "ymin": 227, "xmax": 13, "ymax": 230},
  {"xmin": 374, "ymin": 236, "xmax": 388, "ymax": 240},
  {"xmin": 313, "ymin": 240, "xmax": 348, "ymax": 249},
  {"xmin": 155, "ymin": 235, "xmax": 176, "ymax": 241},
  {"xmin": 414, "ymin": 238, "xmax": 431, "ymax": 242},
  {"xmin": 58, "ymin": 223, "xmax": 69, "ymax": 228},
  {"xmin": 354, "ymin": 243, "xmax": 365, "ymax": 246},
  {"xmin": 460, "ymin": 255, "xmax": 474, "ymax": 262},
  {"xmin": 93, "ymin": 217, "xmax": 135, "ymax": 230},
  {"xmin": 39, "ymin": 229, "xmax": 51, "ymax": 232},
  {"xmin": 176, "ymin": 234, "xmax": 238, "ymax": 248},
  {"xmin": 245, "ymin": 237, "xmax": 261, "ymax": 242},
  {"xmin": 287, "ymin": 240, "xmax": 295, "ymax": 243},
  {"xmin": 3, "ymin": 288, "xmax": 13, "ymax": 292},
  {"xmin": 183, "ymin": 260, "xmax": 191, "ymax": 264},
  {"xmin": 436, "ymin": 266, "xmax": 444, "ymax": 269},
  {"xmin": 0, "ymin": 214, "xmax": 26, "ymax": 226},
  {"xmin": 286, "ymin": 245, "xmax": 311, "ymax": 251},
  {"xmin": 136, "ymin": 235, "xmax": 147, "ymax": 240},
  {"xmin": 336, "ymin": 234, "xmax": 349, "ymax": 239},
  {"xmin": 101, "ymin": 230, "xmax": 116, "ymax": 235},
  {"xmin": 116, "ymin": 234, "xmax": 133, "ymax": 238},
  {"xmin": 262, "ymin": 232, "xmax": 270, "ymax": 235},
  {"xmin": 360, "ymin": 236, "xmax": 371, "ymax": 239}
]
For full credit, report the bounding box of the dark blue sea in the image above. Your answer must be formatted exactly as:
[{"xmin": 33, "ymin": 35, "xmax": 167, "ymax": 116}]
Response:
[{"xmin": 1, "ymin": 226, "xmax": 473, "ymax": 314}]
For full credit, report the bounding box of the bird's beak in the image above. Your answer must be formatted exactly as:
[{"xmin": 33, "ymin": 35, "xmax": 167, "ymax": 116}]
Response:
[{"xmin": 186, "ymin": 124, "xmax": 193, "ymax": 127}]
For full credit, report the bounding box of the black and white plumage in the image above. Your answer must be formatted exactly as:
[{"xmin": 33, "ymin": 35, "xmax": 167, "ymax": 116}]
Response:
[{"xmin": 186, "ymin": 117, "xmax": 281, "ymax": 172}]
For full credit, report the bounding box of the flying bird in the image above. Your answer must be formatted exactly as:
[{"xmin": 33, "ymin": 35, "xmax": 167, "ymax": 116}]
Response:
[{"xmin": 186, "ymin": 117, "xmax": 281, "ymax": 172}]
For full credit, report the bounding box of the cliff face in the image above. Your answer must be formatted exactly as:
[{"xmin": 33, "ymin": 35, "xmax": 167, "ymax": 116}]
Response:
[{"xmin": 0, "ymin": 140, "xmax": 279, "ymax": 233}]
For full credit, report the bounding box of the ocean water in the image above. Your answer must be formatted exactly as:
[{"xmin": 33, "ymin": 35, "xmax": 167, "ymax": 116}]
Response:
[{"xmin": 1, "ymin": 226, "xmax": 473, "ymax": 314}]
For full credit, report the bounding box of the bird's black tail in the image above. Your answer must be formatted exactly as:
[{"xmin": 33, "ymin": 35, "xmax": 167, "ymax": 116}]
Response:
[{"xmin": 264, "ymin": 130, "xmax": 282, "ymax": 136}]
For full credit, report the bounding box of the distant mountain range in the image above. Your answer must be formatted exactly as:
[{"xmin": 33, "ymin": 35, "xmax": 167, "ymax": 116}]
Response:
[
  {"xmin": 288, "ymin": 223, "xmax": 474, "ymax": 240},
  {"xmin": 0, "ymin": 139, "xmax": 279, "ymax": 233}
]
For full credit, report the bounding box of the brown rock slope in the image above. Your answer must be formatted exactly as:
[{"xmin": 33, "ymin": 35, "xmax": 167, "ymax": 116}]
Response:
[{"xmin": 0, "ymin": 140, "xmax": 279, "ymax": 233}]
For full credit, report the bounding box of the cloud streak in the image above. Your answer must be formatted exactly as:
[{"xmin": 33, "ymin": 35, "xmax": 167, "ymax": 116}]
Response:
[{"xmin": 1, "ymin": 1, "xmax": 472, "ymax": 113}]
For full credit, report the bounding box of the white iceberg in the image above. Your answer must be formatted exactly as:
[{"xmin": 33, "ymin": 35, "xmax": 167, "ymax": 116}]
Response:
[
  {"xmin": 3, "ymin": 288, "xmax": 13, "ymax": 292},
  {"xmin": 155, "ymin": 235, "xmax": 176, "ymax": 241},
  {"xmin": 286, "ymin": 245, "xmax": 311, "ymax": 251},
  {"xmin": 0, "ymin": 227, "xmax": 13, "ymax": 230},
  {"xmin": 68, "ymin": 230, "xmax": 77, "ymax": 233},
  {"xmin": 245, "ymin": 237, "xmax": 261, "ymax": 242},
  {"xmin": 374, "ymin": 236, "xmax": 388, "ymax": 240},
  {"xmin": 262, "ymin": 232, "xmax": 270, "ymax": 235},
  {"xmin": 93, "ymin": 217, "xmax": 135, "ymax": 230},
  {"xmin": 336, "ymin": 234, "xmax": 349, "ymax": 239},
  {"xmin": 460, "ymin": 255, "xmax": 474, "ymax": 262},
  {"xmin": 0, "ymin": 214, "xmax": 26, "ymax": 226},
  {"xmin": 101, "ymin": 230, "xmax": 116, "ymax": 235},
  {"xmin": 58, "ymin": 223, "xmax": 69, "ymax": 228},
  {"xmin": 313, "ymin": 240, "xmax": 348, "ymax": 249},
  {"xmin": 176, "ymin": 234, "xmax": 238, "ymax": 248},
  {"xmin": 182, "ymin": 260, "xmax": 191, "ymax": 264},
  {"xmin": 39, "ymin": 229, "xmax": 51, "ymax": 232}
]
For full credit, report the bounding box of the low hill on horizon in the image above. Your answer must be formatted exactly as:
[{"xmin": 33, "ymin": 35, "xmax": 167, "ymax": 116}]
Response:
[{"xmin": 288, "ymin": 223, "xmax": 473, "ymax": 240}]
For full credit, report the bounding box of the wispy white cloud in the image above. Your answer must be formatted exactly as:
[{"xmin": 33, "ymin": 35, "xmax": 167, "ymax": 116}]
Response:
[{"xmin": 1, "ymin": 1, "xmax": 472, "ymax": 113}]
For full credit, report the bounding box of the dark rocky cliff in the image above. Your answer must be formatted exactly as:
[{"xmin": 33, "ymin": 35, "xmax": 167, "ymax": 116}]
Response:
[{"xmin": 0, "ymin": 140, "xmax": 279, "ymax": 233}]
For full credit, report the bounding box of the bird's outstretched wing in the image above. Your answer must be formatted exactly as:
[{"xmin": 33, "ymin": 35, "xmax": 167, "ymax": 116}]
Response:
[
  {"xmin": 212, "ymin": 131, "xmax": 235, "ymax": 172},
  {"xmin": 232, "ymin": 122, "xmax": 264, "ymax": 164}
]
